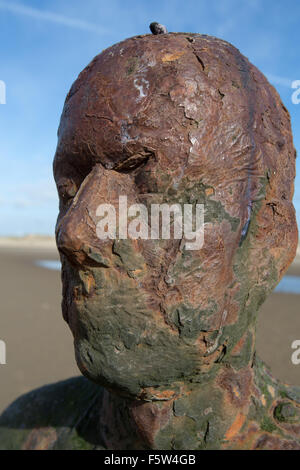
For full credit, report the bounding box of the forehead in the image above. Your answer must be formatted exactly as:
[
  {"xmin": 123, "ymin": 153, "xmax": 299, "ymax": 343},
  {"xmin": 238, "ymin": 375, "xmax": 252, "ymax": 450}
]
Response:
[{"xmin": 54, "ymin": 34, "xmax": 228, "ymax": 178}]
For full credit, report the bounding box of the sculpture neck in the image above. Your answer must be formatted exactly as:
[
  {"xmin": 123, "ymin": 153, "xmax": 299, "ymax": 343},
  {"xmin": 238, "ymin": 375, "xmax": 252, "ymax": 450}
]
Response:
[{"xmin": 98, "ymin": 359, "xmax": 257, "ymax": 450}]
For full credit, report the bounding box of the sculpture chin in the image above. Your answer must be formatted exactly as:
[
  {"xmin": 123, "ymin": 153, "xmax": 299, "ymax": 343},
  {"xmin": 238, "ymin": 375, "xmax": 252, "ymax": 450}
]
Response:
[
  {"xmin": 69, "ymin": 288, "xmax": 215, "ymax": 400},
  {"xmin": 73, "ymin": 338, "xmax": 140, "ymax": 398}
]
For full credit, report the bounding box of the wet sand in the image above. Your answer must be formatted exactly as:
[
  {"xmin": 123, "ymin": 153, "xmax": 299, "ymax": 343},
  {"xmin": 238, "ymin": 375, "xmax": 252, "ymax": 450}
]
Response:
[
  {"xmin": 0, "ymin": 242, "xmax": 299, "ymax": 413},
  {"xmin": 0, "ymin": 245, "xmax": 78, "ymax": 413}
]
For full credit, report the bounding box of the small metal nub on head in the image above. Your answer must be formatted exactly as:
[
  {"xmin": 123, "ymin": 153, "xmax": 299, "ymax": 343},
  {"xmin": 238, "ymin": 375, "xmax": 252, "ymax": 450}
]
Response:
[{"xmin": 149, "ymin": 22, "xmax": 168, "ymax": 35}]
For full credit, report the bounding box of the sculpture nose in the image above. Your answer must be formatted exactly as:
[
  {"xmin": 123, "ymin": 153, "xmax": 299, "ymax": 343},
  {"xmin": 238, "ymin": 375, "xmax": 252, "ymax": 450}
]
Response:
[
  {"xmin": 55, "ymin": 164, "xmax": 114, "ymax": 267},
  {"xmin": 56, "ymin": 215, "xmax": 81, "ymax": 257},
  {"xmin": 56, "ymin": 212, "xmax": 88, "ymax": 265},
  {"xmin": 56, "ymin": 206, "xmax": 110, "ymax": 268},
  {"xmin": 55, "ymin": 164, "xmax": 135, "ymax": 268}
]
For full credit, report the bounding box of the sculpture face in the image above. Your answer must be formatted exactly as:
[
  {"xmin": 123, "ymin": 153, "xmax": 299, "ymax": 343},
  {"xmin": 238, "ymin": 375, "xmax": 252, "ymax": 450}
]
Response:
[{"xmin": 53, "ymin": 34, "xmax": 297, "ymax": 399}]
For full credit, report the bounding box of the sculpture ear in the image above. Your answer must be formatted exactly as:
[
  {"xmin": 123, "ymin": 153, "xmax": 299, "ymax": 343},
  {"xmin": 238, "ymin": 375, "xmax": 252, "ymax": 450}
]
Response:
[{"xmin": 252, "ymin": 196, "xmax": 298, "ymax": 286}]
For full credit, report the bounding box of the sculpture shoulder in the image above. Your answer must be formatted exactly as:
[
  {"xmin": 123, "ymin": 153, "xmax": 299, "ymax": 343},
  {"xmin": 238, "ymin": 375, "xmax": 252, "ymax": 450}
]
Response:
[{"xmin": 0, "ymin": 376, "xmax": 105, "ymax": 450}]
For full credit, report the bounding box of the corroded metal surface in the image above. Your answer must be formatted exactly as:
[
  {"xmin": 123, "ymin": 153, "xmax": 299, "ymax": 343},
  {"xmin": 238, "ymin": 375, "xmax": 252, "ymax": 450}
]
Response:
[{"xmin": 0, "ymin": 32, "xmax": 299, "ymax": 450}]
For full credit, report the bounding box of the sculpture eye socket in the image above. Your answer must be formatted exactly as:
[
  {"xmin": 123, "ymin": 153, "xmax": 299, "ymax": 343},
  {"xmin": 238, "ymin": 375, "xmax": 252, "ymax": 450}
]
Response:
[{"xmin": 57, "ymin": 178, "xmax": 77, "ymax": 204}]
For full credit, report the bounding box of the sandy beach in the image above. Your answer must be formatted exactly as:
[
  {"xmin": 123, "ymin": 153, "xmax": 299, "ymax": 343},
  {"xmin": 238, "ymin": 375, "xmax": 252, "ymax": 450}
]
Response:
[
  {"xmin": 0, "ymin": 239, "xmax": 78, "ymax": 413},
  {"xmin": 0, "ymin": 237, "xmax": 299, "ymax": 413}
]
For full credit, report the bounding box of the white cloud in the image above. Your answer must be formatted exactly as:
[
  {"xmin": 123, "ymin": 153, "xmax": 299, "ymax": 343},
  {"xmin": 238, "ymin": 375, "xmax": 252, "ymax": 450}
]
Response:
[
  {"xmin": 266, "ymin": 73, "xmax": 293, "ymax": 88},
  {"xmin": 0, "ymin": 1, "xmax": 109, "ymax": 34},
  {"xmin": 0, "ymin": 179, "xmax": 58, "ymax": 209}
]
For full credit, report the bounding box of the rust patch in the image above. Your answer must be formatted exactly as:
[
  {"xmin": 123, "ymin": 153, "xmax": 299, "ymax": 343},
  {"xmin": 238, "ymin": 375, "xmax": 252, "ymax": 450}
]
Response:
[
  {"xmin": 261, "ymin": 395, "xmax": 267, "ymax": 406},
  {"xmin": 162, "ymin": 51, "xmax": 184, "ymax": 62},
  {"xmin": 130, "ymin": 400, "xmax": 172, "ymax": 447},
  {"xmin": 225, "ymin": 412, "xmax": 246, "ymax": 440},
  {"xmin": 254, "ymin": 434, "xmax": 300, "ymax": 450},
  {"xmin": 268, "ymin": 385, "xmax": 275, "ymax": 398},
  {"xmin": 231, "ymin": 334, "xmax": 246, "ymax": 356},
  {"xmin": 141, "ymin": 388, "xmax": 177, "ymax": 401},
  {"xmin": 22, "ymin": 427, "xmax": 57, "ymax": 450},
  {"xmin": 218, "ymin": 366, "xmax": 252, "ymax": 409},
  {"xmin": 205, "ymin": 187, "xmax": 214, "ymax": 196}
]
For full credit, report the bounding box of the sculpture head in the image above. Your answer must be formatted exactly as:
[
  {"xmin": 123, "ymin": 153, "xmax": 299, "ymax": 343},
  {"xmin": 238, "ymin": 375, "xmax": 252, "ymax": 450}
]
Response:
[{"xmin": 53, "ymin": 33, "xmax": 297, "ymax": 400}]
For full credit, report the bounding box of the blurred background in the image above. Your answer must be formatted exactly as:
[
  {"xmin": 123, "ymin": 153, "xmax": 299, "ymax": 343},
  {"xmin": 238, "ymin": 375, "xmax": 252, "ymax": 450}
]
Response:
[{"xmin": 0, "ymin": 0, "xmax": 299, "ymax": 413}]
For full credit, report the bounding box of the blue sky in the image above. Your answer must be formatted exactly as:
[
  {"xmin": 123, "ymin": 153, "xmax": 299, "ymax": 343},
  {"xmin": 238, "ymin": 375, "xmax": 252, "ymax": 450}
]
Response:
[{"xmin": 0, "ymin": 0, "xmax": 299, "ymax": 235}]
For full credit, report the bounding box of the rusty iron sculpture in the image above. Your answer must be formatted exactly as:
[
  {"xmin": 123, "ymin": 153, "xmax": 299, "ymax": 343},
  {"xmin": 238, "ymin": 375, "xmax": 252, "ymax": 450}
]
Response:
[{"xmin": 0, "ymin": 30, "xmax": 299, "ymax": 450}]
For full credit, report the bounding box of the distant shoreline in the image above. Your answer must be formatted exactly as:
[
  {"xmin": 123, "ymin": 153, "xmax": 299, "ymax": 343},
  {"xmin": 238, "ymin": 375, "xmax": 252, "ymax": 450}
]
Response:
[
  {"xmin": 0, "ymin": 235, "xmax": 56, "ymax": 250},
  {"xmin": 0, "ymin": 235, "xmax": 299, "ymax": 265}
]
